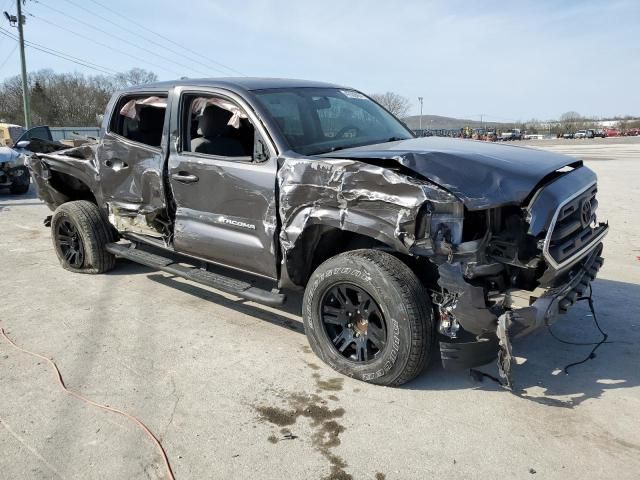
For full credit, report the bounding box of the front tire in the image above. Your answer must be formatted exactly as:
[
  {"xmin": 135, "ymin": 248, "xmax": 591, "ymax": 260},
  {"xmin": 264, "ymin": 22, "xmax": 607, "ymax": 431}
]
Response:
[
  {"xmin": 9, "ymin": 167, "xmax": 30, "ymax": 194},
  {"xmin": 51, "ymin": 200, "xmax": 116, "ymax": 274},
  {"xmin": 303, "ymin": 249, "xmax": 434, "ymax": 386}
]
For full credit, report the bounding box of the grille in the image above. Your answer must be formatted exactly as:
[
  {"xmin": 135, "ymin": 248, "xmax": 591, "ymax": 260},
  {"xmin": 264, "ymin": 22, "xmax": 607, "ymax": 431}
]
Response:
[{"xmin": 544, "ymin": 183, "xmax": 607, "ymax": 268}]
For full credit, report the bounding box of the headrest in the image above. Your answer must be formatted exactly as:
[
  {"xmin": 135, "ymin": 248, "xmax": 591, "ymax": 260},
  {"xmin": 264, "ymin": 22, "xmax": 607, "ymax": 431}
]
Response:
[
  {"xmin": 198, "ymin": 105, "xmax": 233, "ymax": 137},
  {"xmin": 138, "ymin": 106, "xmax": 165, "ymax": 133}
]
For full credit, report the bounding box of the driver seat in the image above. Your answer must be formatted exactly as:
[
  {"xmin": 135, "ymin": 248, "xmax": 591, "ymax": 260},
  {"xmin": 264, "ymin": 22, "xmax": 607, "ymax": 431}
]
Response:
[{"xmin": 191, "ymin": 105, "xmax": 244, "ymax": 156}]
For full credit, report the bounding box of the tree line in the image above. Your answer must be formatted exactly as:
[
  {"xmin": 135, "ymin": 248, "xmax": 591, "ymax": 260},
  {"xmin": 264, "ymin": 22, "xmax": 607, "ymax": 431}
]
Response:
[
  {"xmin": 2, "ymin": 72, "xmax": 637, "ymax": 133},
  {"xmin": 0, "ymin": 68, "xmax": 157, "ymax": 127}
]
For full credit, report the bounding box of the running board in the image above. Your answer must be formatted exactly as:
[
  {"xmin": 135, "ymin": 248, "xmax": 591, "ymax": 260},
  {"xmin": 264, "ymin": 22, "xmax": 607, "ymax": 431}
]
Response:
[{"xmin": 105, "ymin": 243, "xmax": 286, "ymax": 307}]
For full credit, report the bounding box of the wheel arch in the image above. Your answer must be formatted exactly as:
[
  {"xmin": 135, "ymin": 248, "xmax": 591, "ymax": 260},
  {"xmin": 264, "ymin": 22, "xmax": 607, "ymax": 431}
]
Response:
[
  {"xmin": 283, "ymin": 221, "xmax": 403, "ymax": 287},
  {"xmin": 48, "ymin": 170, "xmax": 98, "ymax": 204}
]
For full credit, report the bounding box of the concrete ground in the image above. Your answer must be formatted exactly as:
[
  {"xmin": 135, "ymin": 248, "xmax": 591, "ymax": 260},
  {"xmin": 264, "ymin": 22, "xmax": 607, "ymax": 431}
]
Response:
[{"xmin": 1, "ymin": 137, "xmax": 639, "ymax": 480}]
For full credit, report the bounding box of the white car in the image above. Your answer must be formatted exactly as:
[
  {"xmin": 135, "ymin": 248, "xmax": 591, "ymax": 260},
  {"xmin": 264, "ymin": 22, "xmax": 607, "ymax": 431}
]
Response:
[{"xmin": 574, "ymin": 130, "xmax": 588, "ymax": 139}]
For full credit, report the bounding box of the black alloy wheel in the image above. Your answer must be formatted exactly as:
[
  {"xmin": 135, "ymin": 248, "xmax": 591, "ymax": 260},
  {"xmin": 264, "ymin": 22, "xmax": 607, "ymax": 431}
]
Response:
[
  {"xmin": 56, "ymin": 218, "xmax": 85, "ymax": 268},
  {"xmin": 320, "ymin": 283, "xmax": 387, "ymax": 363}
]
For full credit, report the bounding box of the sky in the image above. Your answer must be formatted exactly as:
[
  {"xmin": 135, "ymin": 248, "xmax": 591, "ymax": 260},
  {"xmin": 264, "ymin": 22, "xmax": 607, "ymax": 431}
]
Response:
[{"xmin": 0, "ymin": 0, "xmax": 638, "ymax": 122}]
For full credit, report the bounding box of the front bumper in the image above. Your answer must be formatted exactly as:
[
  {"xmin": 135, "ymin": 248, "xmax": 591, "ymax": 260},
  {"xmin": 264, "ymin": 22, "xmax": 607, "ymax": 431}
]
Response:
[
  {"xmin": 440, "ymin": 241, "xmax": 605, "ymax": 371},
  {"xmin": 0, "ymin": 163, "xmax": 29, "ymax": 188}
]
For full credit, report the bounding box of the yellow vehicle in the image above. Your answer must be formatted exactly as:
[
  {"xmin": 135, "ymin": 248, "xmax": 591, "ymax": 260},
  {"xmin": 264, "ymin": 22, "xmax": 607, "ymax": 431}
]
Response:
[{"xmin": 0, "ymin": 123, "xmax": 26, "ymax": 147}]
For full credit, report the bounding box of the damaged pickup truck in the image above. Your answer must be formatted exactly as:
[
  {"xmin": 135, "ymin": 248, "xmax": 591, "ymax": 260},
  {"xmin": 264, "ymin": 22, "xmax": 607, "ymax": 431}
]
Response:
[{"xmin": 26, "ymin": 78, "xmax": 608, "ymax": 386}]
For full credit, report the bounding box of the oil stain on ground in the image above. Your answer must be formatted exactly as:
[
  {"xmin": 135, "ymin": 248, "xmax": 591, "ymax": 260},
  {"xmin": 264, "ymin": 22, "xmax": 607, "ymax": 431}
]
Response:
[
  {"xmin": 255, "ymin": 390, "xmax": 351, "ymax": 479},
  {"xmin": 305, "ymin": 361, "xmax": 322, "ymax": 371},
  {"xmin": 313, "ymin": 372, "xmax": 344, "ymax": 392}
]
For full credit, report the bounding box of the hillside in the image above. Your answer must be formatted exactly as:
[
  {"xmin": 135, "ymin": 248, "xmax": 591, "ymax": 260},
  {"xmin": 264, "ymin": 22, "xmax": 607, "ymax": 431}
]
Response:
[{"xmin": 403, "ymin": 114, "xmax": 502, "ymax": 130}]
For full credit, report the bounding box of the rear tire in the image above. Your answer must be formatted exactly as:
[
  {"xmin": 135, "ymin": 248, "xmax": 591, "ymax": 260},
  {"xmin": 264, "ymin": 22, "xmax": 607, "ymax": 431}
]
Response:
[
  {"xmin": 303, "ymin": 249, "xmax": 434, "ymax": 386},
  {"xmin": 51, "ymin": 200, "xmax": 116, "ymax": 274}
]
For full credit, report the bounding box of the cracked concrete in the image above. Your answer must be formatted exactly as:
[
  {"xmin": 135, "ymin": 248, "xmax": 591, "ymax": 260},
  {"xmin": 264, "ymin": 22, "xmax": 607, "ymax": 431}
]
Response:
[{"xmin": 1, "ymin": 138, "xmax": 640, "ymax": 479}]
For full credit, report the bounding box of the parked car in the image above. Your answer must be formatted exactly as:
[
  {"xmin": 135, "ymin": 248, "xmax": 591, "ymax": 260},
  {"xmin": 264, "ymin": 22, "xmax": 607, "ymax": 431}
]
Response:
[
  {"xmin": 604, "ymin": 128, "xmax": 619, "ymax": 137},
  {"xmin": 574, "ymin": 130, "xmax": 594, "ymax": 139},
  {"xmin": 625, "ymin": 128, "xmax": 640, "ymax": 136},
  {"xmin": 485, "ymin": 131, "xmax": 498, "ymax": 141},
  {"xmin": 499, "ymin": 128, "xmax": 523, "ymax": 141},
  {"xmin": 0, "ymin": 145, "xmax": 30, "ymax": 194},
  {"xmin": 26, "ymin": 78, "xmax": 608, "ymax": 387},
  {"xmin": 562, "ymin": 132, "xmax": 575, "ymax": 139},
  {"xmin": 592, "ymin": 129, "xmax": 606, "ymax": 138}
]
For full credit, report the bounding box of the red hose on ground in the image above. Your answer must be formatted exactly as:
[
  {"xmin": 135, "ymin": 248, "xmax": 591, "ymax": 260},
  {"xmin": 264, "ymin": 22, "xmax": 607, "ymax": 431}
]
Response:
[{"xmin": 0, "ymin": 328, "xmax": 175, "ymax": 480}]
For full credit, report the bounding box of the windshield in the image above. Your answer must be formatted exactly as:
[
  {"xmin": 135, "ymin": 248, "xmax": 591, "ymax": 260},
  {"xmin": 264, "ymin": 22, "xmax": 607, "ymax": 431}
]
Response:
[{"xmin": 253, "ymin": 88, "xmax": 414, "ymax": 155}]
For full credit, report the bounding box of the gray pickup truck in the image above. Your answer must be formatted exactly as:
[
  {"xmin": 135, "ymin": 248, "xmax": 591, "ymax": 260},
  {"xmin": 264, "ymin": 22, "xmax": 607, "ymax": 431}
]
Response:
[{"xmin": 26, "ymin": 78, "xmax": 608, "ymax": 386}]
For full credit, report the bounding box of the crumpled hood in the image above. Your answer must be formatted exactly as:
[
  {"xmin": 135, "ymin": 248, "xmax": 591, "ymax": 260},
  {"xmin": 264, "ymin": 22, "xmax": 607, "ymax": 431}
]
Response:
[{"xmin": 318, "ymin": 137, "xmax": 579, "ymax": 209}]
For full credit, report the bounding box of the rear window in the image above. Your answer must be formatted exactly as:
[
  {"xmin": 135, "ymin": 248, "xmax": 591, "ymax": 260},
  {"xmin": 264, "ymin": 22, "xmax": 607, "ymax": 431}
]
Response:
[{"xmin": 109, "ymin": 94, "xmax": 168, "ymax": 148}]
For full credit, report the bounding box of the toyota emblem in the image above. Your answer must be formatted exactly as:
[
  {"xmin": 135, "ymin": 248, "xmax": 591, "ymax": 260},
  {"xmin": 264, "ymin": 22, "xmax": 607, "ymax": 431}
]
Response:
[{"xmin": 581, "ymin": 199, "xmax": 593, "ymax": 227}]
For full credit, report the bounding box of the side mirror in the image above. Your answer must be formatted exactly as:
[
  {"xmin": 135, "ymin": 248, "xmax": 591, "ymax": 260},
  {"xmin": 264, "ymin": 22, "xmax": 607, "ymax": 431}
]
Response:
[{"xmin": 16, "ymin": 140, "xmax": 31, "ymax": 149}]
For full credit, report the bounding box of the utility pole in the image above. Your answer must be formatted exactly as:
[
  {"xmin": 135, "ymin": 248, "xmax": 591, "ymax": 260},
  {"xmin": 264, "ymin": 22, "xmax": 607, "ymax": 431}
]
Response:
[
  {"xmin": 418, "ymin": 97, "xmax": 423, "ymax": 134},
  {"xmin": 4, "ymin": 1, "xmax": 30, "ymax": 127},
  {"xmin": 16, "ymin": 0, "xmax": 30, "ymax": 128}
]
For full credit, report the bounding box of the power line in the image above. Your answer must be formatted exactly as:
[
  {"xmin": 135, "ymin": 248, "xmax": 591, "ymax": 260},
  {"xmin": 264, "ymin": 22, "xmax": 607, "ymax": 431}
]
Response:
[
  {"xmin": 0, "ymin": 26, "xmax": 115, "ymax": 74},
  {"xmin": 34, "ymin": 0, "xmax": 228, "ymax": 77},
  {"xmin": 26, "ymin": 12, "xmax": 183, "ymax": 78},
  {"xmin": 85, "ymin": 0, "xmax": 245, "ymax": 76},
  {"xmin": 0, "ymin": 28, "xmax": 113, "ymax": 74},
  {"xmin": 32, "ymin": 0, "xmax": 207, "ymax": 77},
  {"xmin": 0, "ymin": 42, "xmax": 18, "ymax": 69}
]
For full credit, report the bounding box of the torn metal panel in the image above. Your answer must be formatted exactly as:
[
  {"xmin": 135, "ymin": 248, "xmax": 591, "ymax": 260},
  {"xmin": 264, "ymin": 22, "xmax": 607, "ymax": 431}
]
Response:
[
  {"xmin": 26, "ymin": 143, "xmax": 102, "ymax": 211},
  {"xmin": 96, "ymin": 133, "xmax": 168, "ymax": 236},
  {"xmin": 277, "ymin": 156, "xmax": 459, "ymax": 281},
  {"xmin": 27, "ymin": 138, "xmax": 169, "ymax": 240},
  {"xmin": 108, "ymin": 204, "xmax": 166, "ymax": 238}
]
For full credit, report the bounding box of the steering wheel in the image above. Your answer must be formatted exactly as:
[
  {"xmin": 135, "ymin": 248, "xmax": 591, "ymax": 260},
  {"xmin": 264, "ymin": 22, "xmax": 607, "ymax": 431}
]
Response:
[{"xmin": 334, "ymin": 125, "xmax": 361, "ymax": 139}]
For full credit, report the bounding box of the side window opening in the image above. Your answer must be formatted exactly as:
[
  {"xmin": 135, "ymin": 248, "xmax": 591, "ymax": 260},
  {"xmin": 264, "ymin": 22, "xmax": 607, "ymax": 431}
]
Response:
[
  {"xmin": 181, "ymin": 95, "xmax": 255, "ymax": 159},
  {"xmin": 110, "ymin": 94, "xmax": 167, "ymax": 148}
]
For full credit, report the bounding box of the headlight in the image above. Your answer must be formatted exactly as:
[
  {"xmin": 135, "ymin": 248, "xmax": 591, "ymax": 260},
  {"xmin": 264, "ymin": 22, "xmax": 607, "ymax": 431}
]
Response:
[{"xmin": 416, "ymin": 200, "xmax": 464, "ymax": 245}]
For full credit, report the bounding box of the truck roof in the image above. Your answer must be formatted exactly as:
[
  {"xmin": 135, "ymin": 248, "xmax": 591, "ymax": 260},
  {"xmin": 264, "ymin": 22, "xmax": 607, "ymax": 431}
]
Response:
[{"xmin": 125, "ymin": 77, "xmax": 346, "ymax": 93}]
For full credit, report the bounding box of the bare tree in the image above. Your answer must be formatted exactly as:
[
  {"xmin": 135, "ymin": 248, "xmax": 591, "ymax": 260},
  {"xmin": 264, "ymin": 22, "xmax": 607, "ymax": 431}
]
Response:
[
  {"xmin": 370, "ymin": 92, "xmax": 411, "ymax": 119},
  {"xmin": 0, "ymin": 68, "xmax": 157, "ymax": 127},
  {"xmin": 112, "ymin": 68, "xmax": 158, "ymax": 89},
  {"xmin": 559, "ymin": 111, "xmax": 582, "ymax": 132}
]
